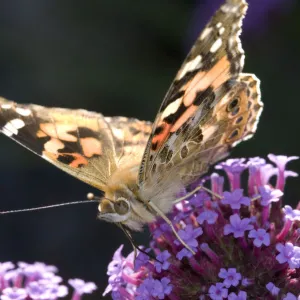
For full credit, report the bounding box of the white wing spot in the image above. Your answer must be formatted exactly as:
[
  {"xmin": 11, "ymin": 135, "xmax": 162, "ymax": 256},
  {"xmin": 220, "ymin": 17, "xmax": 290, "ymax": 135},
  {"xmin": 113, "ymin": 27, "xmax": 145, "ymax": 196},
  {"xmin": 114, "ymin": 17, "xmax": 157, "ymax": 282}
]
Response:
[
  {"xmin": 177, "ymin": 55, "xmax": 202, "ymax": 80},
  {"xmin": 112, "ymin": 127, "xmax": 124, "ymax": 140},
  {"xmin": 221, "ymin": 4, "xmax": 239, "ymax": 14},
  {"xmin": 1, "ymin": 104, "xmax": 12, "ymax": 110},
  {"xmin": 3, "ymin": 118, "xmax": 25, "ymax": 136},
  {"xmin": 210, "ymin": 38, "xmax": 222, "ymax": 53},
  {"xmin": 2, "ymin": 128, "xmax": 13, "ymax": 137},
  {"xmin": 161, "ymin": 98, "xmax": 182, "ymax": 120},
  {"xmin": 3, "ymin": 122, "xmax": 18, "ymax": 135},
  {"xmin": 10, "ymin": 118, "xmax": 25, "ymax": 129},
  {"xmin": 216, "ymin": 22, "xmax": 222, "ymax": 28},
  {"xmin": 16, "ymin": 107, "xmax": 31, "ymax": 116},
  {"xmin": 200, "ymin": 27, "xmax": 213, "ymax": 40},
  {"xmin": 219, "ymin": 27, "xmax": 225, "ymax": 35}
]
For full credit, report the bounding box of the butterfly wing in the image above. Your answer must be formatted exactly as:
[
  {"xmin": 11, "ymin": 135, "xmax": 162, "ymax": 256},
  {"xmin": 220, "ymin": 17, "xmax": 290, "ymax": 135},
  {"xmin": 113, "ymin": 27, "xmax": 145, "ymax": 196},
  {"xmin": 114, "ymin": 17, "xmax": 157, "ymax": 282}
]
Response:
[
  {"xmin": 104, "ymin": 116, "xmax": 152, "ymax": 166},
  {"xmin": 139, "ymin": 0, "xmax": 263, "ymax": 202},
  {"xmin": 0, "ymin": 98, "xmax": 152, "ymax": 191}
]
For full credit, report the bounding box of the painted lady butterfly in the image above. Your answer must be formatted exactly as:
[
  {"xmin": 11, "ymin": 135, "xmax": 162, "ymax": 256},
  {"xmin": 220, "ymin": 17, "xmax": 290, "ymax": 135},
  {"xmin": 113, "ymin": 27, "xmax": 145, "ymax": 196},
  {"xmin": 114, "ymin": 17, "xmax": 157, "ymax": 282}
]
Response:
[{"xmin": 0, "ymin": 0, "xmax": 263, "ymax": 252}]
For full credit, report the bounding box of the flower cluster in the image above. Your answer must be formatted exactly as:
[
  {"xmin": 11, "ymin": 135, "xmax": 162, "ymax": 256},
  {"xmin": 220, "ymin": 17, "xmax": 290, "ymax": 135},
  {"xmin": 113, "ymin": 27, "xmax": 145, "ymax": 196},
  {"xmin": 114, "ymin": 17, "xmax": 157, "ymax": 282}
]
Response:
[
  {"xmin": 104, "ymin": 155, "xmax": 300, "ymax": 299},
  {"xmin": 0, "ymin": 261, "xmax": 97, "ymax": 299}
]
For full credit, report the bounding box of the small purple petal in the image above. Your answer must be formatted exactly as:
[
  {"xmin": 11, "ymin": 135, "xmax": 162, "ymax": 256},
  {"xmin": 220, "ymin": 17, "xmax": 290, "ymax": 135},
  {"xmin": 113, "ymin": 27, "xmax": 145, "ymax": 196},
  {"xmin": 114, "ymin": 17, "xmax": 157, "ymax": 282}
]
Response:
[
  {"xmin": 266, "ymin": 282, "xmax": 280, "ymax": 296},
  {"xmin": 134, "ymin": 249, "xmax": 150, "ymax": 271},
  {"xmin": 228, "ymin": 291, "xmax": 247, "ymax": 300},
  {"xmin": 282, "ymin": 292, "xmax": 299, "ymax": 300},
  {"xmin": 197, "ymin": 210, "xmax": 218, "ymax": 225},
  {"xmin": 176, "ymin": 248, "xmax": 193, "ymax": 260},
  {"xmin": 154, "ymin": 250, "xmax": 171, "ymax": 273}
]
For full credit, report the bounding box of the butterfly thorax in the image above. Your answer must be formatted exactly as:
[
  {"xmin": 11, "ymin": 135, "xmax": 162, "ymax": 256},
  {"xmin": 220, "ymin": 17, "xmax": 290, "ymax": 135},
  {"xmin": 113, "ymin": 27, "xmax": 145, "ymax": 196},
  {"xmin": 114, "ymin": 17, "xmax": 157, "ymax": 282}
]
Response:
[{"xmin": 98, "ymin": 162, "xmax": 155, "ymax": 231}]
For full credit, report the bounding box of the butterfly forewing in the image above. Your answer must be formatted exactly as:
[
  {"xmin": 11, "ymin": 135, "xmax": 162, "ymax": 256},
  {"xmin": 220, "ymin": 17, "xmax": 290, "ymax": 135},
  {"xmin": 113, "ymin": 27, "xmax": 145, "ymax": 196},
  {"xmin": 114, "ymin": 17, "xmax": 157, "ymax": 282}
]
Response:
[
  {"xmin": 0, "ymin": 98, "xmax": 118, "ymax": 190},
  {"xmin": 138, "ymin": 0, "xmax": 259, "ymax": 190}
]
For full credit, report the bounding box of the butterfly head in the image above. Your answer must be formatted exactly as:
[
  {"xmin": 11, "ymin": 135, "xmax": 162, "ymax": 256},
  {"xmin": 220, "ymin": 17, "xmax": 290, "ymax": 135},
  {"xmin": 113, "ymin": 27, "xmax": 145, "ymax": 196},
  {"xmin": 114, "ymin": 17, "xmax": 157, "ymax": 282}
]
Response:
[
  {"xmin": 98, "ymin": 197, "xmax": 131, "ymax": 224},
  {"xmin": 97, "ymin": 182, "xmax": 156, "ymax": 231}
]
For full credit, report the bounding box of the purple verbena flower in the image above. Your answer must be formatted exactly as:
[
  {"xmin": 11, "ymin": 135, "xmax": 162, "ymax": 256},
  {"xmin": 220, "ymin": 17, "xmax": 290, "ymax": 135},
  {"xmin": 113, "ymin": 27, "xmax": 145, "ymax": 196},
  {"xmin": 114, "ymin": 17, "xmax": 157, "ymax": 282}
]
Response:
[
  {"xmin": 208, "ymin": 283, "xmax": 228, "ymax": 300},
  {"xmin": 175, "ymin": 225, "xmax": 203, "ymax": 249},
  {"xmin": 1, "ymin": 288, "xmax": 27, "ymax": 300},
  {"xmin": 224, "ymin": 214, "xmax": 253, "ymax": 238},
  {"xmin": 228, "ymin": 291, "xmax": 247, "ymax": 300},
  {"xmin": 276, "ymin": 243, "xmax": 300, "ymax": 268},
  {"xmin": 68, "ymin": 279, "xmax": 97, "ymax": 296},
  {"xmin": 136, "ymin": 277, "xmax": 172, "ymax": 300},
  {"xmin": 257, "ymin": 185, "xmax": 283, "ymax": 206},
  {"xmin": 176, "ymin": 248, "xmax": 193, "ymax": 260},
  {"xmin": 248, "ymin": 229, "xmax": 270, "ymax": 247},
  {"xmin": 134, "ymin": 249, "xmax": 151, "ymax": 271},
  {"xmin": 216, "ymin": 158, "xmax": 247, "ymax": 190},
  {"xmin": 283, "ymin": 206, "xmax": 300, "ymax": 221},
  {"xmin": 105, "ymin": 155, "xmax": 300, "ymax": 299},
  {"xmin": 154, "ymin": 251, "xmax": 171, "ymax": 273},
  {"xmin": 135, "ymin": 278, "xmax": 155, "ymax": 300},
  {"xmin": 218, "ymin": 268, "xmax": 241, "ymax": 288},
  {"xmin": 221, "ymin": 189, "xmax": 250, "ymax": 209},
  {"xmin": 197, "ymin": 209, "xmax": 218, "ymax": 225}
]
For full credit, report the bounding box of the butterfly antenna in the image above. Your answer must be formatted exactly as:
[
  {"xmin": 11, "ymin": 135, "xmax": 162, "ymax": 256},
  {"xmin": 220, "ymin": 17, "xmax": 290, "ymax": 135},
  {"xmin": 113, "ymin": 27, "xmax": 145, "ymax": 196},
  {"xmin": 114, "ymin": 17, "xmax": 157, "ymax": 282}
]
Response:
[
  {"xmin": 118, "ymin": 224, "xmax": 161, "ymax": 263},
  {"xmin": 0, "ymin": 199, "xmax": 99, "ymax": 215},
  {"xmin": 87, "ymin": 193, "xmax": 114, "ymax": 203}
]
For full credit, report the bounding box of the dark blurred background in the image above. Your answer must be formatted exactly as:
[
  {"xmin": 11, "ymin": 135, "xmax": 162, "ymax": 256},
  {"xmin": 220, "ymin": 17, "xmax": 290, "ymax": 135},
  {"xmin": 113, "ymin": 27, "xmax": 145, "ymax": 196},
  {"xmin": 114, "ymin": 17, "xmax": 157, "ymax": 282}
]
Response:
[{"xmin": 0, "ymin": 0, "xmax": 299, "ymax": 298}]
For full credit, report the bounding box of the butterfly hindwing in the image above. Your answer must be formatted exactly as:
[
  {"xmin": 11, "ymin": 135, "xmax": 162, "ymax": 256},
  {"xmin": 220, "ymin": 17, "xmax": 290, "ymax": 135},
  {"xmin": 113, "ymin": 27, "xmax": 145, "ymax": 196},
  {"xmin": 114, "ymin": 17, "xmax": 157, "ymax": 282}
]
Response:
[{"xmin": 104, "ymin": 116, "xmax": 152, "ymax": 166}]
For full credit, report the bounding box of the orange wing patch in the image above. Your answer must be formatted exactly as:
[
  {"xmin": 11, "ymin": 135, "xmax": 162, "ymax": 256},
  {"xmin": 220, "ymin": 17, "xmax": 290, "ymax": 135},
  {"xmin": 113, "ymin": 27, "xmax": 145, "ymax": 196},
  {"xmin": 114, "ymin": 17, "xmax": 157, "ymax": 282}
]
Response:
[
  {"xmin": 40, "ymin": 123, "xmax": 78, "ymax": 142},
  {"xmin": 81, "ymin": 137, "xmax": 102, "ymax": 157}
]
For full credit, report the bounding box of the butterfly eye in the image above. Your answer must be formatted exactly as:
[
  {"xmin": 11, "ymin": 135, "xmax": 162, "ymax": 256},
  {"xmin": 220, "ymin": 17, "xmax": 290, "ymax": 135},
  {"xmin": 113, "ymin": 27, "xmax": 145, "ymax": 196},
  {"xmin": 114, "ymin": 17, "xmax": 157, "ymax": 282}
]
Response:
[
  {"xmin": 114, "ymin": 198, "xmax": 130, "ymax": 215},
  {"xmin": 227, "ymin": 98, "xmax": 239, "ymax": 113}
]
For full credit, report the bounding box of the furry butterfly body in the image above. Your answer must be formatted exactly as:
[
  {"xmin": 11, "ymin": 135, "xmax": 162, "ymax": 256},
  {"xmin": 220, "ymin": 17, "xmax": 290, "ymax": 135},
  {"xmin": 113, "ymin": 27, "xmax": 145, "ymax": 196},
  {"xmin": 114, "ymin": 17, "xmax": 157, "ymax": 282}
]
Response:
[{"xmin": 0, "ymin": 0, "xmax": 263, "ymax": 239}]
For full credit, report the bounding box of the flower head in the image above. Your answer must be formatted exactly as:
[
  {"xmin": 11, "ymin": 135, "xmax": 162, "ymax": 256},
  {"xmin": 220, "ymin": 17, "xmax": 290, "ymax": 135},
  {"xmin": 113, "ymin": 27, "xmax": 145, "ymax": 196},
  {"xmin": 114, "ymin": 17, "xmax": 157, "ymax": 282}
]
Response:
[
  {"xmin": 105, "ymin": 155, "xmax": 300, "ymax": 299},
  {"xmin": 0, "ymin": 262, "xmax": 96, "ymax": 299}
]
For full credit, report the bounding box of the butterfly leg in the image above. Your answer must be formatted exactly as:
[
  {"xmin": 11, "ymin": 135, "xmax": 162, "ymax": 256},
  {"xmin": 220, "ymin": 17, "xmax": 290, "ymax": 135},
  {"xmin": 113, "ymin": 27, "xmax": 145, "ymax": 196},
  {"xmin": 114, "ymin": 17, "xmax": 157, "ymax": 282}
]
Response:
[
  {"xmin": 174, "ymin": 185, "xmax": 223, "ymax": 204},
  {"xmin": 148, "ymin": 202, "xmax": 196, "ymax": 255}
]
